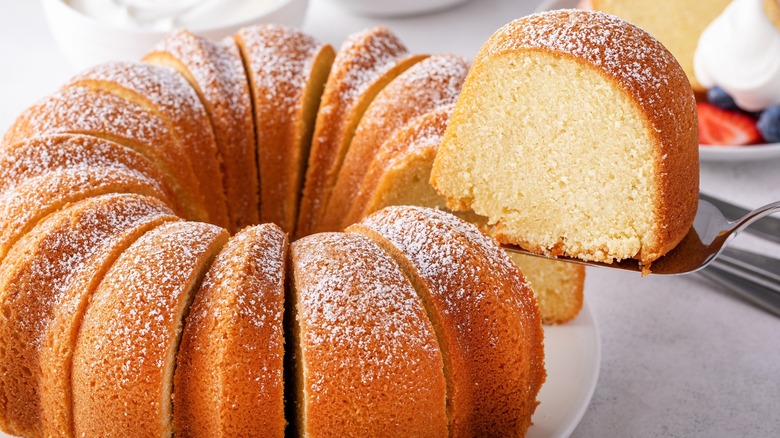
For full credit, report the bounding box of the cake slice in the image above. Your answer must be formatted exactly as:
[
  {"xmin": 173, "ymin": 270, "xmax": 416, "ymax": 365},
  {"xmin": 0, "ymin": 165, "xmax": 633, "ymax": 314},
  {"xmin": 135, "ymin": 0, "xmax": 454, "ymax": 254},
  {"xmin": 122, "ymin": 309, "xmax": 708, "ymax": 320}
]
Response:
[
  {"xmin": 0, "ymin": 166, "xmax": 174, "ymax": 264},
  {"xmin": 71, "ymin": 221, "xmax": 228, "ymax": 437},
  {"xmin": 348, "ymin": 206, "xmax": 545, "ymax": 437},
  {"xmin": 0, "ymin": 194, "xmax": 178, "ymax": 437},
  {"xmin": 173, "ymin": 224, "xmax": 287, "ymax": 437},
  {"xmin": 296, "ymin": 26, "xmax": 425, "ymax": 238},
  {"xmin": 235, "ymin": 25, "xmax": 335, "ymax": 234},
  {"xmin": 0, "ymin": 134, "xmax": 183, "ymax": 215},
  {"xmin": 288, "ymin": 232, "xmax": 447, "ymax": 436},
  {"xmin": 319, "ymin": 53, "xmax": 468, "ymax": 232},
  {"xmin": 506, "ymin": 253, "xmax": 585, "ymax": 325},
  {"xmin": 144, "ymin": 30, "xmax": 260, "ymax": 231},
  {"xmin": 66, "ymin": 62, "xmax": 230, "ymax": 229},
  {"xmin": 431, "ymin": 10, "xmax": 699, "ymax": 268},
  {"xmin": 2, "ymin": 86, "xmax": 210, "ymax": 222}
]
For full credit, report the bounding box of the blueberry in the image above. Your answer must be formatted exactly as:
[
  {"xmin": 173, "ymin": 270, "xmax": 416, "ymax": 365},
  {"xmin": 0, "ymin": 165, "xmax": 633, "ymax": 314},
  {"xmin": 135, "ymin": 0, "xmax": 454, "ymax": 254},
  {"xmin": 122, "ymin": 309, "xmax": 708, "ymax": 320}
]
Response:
[
  {"xmin": 707, "ymin": 86, "xmax": 739, "ymax": 111},
  {"xmin": 757, "ymin": 106, "xmax": 780, "ymax": 143}
]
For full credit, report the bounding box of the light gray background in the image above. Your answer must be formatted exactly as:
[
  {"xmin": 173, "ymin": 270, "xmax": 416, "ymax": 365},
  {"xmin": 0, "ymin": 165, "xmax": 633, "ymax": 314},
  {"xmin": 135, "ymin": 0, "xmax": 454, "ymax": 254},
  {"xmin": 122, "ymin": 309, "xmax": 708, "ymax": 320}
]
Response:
[{"xmin": 0, "ymin": 0, "xmax": 778, "ymax": 436}]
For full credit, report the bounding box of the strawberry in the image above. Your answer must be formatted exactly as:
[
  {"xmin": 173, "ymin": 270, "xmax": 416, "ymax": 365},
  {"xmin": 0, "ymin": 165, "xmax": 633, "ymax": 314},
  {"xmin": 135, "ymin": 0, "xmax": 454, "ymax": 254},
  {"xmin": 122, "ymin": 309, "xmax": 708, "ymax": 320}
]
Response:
[{"xmin": 697, "ymin": 102, "xmax": 763, "ymax": 146}]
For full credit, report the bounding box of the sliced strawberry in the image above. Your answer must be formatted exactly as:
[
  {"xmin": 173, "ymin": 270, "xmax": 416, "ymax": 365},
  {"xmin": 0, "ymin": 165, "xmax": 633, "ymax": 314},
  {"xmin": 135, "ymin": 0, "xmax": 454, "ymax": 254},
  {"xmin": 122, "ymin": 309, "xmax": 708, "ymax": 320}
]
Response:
[{"xmin": 697, "ymin": 102, "xmax": 763, "ymax": 146}]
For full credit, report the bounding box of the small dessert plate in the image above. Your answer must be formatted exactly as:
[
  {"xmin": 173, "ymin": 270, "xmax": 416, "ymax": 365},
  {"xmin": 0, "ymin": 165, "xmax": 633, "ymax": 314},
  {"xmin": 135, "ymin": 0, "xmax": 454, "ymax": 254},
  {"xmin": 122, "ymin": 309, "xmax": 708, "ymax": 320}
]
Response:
[{"xmin": 699, "ymin": 142, "xmax": 780, "ymax": 162}]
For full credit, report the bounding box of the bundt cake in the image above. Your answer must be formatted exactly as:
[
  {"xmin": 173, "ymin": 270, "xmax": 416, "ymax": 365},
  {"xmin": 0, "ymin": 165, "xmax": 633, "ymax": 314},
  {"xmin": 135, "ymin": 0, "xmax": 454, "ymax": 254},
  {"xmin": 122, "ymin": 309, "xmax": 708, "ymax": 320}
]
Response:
[
  {"xmin": 431, "ymin": 9, "xmax": 699, "ymax": 269},
  {"xmin": 348, "ymin": 206, "xmax": 545, "ymax": 437},
  {"xmin": 66, "ymin": 61, "xmax": 231, "ymax": 230},
  {"xmin": 145, "ymin": 30, "xmax": 261, "ymax": 232},
  {"xmin": 0, "ymin": 194, "xmax": 177, "ymax": 437},
  {"xmin": 234, "ymin": 25, "xmax": 335, "ymax": 234},
  {"xmin": 296, "ymin": 26, "xmax": 425, "ymax": 238},
  {"xmin": 173, "ymin": 224, "xmax": 287, "ymax": 437},
  {"xmin": 71, "ymin": 221, "xmax": 228, "ymax": 437},
  {"xmin": 288, "ymin": 231, "xmax": 448, "ymax": 436},
  {"xmin": 319, "ymin": 53, "xmax": 469, "ymax": 232},
  {"xmin": 0, "ymin": 9, "xmax": 697, "ymax": 434}
]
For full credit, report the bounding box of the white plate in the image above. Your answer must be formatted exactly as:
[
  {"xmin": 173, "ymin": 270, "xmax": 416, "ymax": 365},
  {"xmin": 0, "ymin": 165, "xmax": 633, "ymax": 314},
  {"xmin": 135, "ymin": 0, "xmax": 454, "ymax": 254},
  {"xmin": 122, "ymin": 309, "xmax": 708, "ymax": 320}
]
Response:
[
  {"xmin": 529, "ymin": 299, "xmax": 601, "ymax": 438},
  {"xmin": 699, "ymin": 142, "xmax": 780, "ymax": 162},
  {"xmin": 535, "ymin": 0, "xmax": 780, "ymax": 163}
]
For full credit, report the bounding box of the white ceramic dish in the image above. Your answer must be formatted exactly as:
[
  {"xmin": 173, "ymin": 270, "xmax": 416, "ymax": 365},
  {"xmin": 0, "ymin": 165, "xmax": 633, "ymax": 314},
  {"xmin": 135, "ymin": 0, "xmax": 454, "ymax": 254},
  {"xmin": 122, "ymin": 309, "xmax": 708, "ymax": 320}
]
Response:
[
  {"xmin": 325, "ymin": 0, "xmax": 472, "ymax": 18},
  {"xmin": 41, "ymin": 0, "xmax": 309, "ymax": 69},
  {"xmin": 698, "ymin": 142, "xmax": 780, "ymax": 162},
  {"xmin": 528, "ymin": 299, "xmax": 601, "ymax": 438}
]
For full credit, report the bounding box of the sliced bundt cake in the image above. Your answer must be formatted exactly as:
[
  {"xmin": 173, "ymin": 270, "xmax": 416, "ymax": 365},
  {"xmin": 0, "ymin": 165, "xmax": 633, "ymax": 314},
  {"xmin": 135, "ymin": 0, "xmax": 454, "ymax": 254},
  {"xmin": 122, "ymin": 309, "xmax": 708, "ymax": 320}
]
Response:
[{"xmin": 145, "ymin": 30, "xmax": 260, "ymax": 232}]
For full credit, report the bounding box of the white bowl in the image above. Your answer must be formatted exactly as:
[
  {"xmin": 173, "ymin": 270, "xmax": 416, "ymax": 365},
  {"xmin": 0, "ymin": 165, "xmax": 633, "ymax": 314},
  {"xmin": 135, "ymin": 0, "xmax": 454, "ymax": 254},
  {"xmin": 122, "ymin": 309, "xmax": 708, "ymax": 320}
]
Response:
[
  {"xmin": 326, "ymin": 0, "xmax": 472, "ymax": 17},
  {"xmin": 41, "ymin": 0, "xmax": 309, "ymax": 70}
]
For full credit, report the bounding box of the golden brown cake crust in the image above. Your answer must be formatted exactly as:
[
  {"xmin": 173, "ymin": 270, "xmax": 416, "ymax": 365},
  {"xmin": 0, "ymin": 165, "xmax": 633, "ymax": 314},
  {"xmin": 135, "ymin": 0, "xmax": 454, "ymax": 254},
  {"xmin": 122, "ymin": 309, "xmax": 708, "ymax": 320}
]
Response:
[
  {"xmin": 434, "ymin": 10, "xmax": 698, "ymax": 266},
  {"xmin": 0, "ymin": 134, "xmax": 184, "ymax": 215},
  {"xmin": 319, "ymin": 54, "xmax": 468, "ymax": 232},
  {"xmin": 174, "ymin": 224, "xmax": 287, "ymax": 437},
  {"xmin": 71, "ymin": 221, "xmax": 228, "ymax": 437},
  {"xmin": 2, "ymin": 86, "xmax": 210, "ymax": 222},
  {"xmin": 289, "ymin": 232, "xmax": 447, "ymax": 437},
  {"xmin": 348, "ymin": 206, "xmax": 545, "ymax": 437},
  {"xmin": 67, "ymin": 62, "xmax": 230, "ymax": 229},
  {"xmin": 0, "ymin": 166, "xmax": 173, "ymax": 265},
  {"xmin": 235, "ymin": 25, "xmax": 335, "ymax": 234},
  {"xmin": 296, "ymin": 26, "xmax": 425, "ymax": 238},
  {"xmin": 145, "ymin": 30, "xmax": 260, "ymax": 232},
  {"xmin": 344, "ymin": 104, "xmax": 453, "ymax": 227},
  {"xmin": 0, "ymin": 194, "xmax": 177, "ymax": 437}
]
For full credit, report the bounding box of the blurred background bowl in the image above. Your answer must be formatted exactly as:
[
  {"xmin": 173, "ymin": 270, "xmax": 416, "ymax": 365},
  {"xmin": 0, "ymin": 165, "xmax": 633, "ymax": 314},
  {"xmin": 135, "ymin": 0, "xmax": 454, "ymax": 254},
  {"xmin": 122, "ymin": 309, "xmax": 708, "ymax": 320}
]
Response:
[
  {"xmin": 41, "ymin": 0, "xmax": 309, "ymax": 69},
  {"xmin": 324, "ymin": 0, "xmax": 473, "ymax": 17}
]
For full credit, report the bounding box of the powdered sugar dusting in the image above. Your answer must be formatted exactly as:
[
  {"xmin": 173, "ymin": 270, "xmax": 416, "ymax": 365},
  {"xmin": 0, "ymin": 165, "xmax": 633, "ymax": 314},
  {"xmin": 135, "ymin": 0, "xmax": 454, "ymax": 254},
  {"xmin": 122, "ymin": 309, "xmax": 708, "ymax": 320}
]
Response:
[
  {"xmin": 70, "ymin": 61, "xmax": 215, "ymax": 157},
  {"xmin": 0, "ymin": 134, "xmax": 169, "ymax": 197},
  {"xmin": 357, "ymin": 206, "xmax": 528, "ymax": 312},
  {"xmin": 238, "ymin": 24, "xmax": 322, "ymax": 110},
  {"xmin": 291, "ymin": 232, "xmax": 443, "ymax": 424},
  {"xmin": 72, "ymin": 221, "xmax": 225, "ymax": 435},
  {"xmin": 0, "ymin": 194, "xmax": 175, "ymax": 434},
  {"xmin": 175, "ymin": 224, "xmax": 286, "ymax": 433},
  {"xmin": 0, "ymin": 166, "xmax": 170, "ymax": 262},
  {"xmin": 71, "ymin": 62, "xmax": 205, "ymax": 124},
  {"xmin": 148, "ymin": 30, "xmax": 259, "ymax": 229},
  {"xmin": 483, "ymin": 9, "xmax": 692, "ymax": 136},
  {"xmin": 328, "ymin": 26, "xmax": 410, "ymax": 106},
  {"xmin": 354, "ymin": 206, "xmax": 545, "ymax": 434},
  {"xmin": 194, "ymin": 224, "xmax": 285, "ymax": 330},
  {"xmin": 150, "ymin": 30, "xmax": 251, "ymax": 116},
  {"xmin": 322, "ymin": 54, "xmax": 468, "ymax": 229},
  {"xmin": 357, "ymin": 53, "xmax": 468, "ymax": 139},
  {"xmin": 392, "ymin": 104, "xmax": 453, "ymax": 160},
  {"xmin": 5, "ymin": 86, "xmax": 169, "ymax": 147}
]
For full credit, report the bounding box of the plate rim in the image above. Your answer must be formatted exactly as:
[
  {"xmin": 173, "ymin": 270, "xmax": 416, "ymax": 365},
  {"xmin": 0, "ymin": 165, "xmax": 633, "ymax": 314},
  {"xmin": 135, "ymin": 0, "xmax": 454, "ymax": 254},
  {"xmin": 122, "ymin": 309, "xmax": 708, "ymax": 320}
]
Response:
[{"xmin": 529, "ymin": 297, "xmax": 601, "ymax": 438}]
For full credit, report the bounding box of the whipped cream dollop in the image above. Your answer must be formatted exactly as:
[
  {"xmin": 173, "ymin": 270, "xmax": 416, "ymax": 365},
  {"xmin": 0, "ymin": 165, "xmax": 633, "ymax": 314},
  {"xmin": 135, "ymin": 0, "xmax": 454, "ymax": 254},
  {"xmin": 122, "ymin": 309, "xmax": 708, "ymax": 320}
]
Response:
[
  {"xmin": 694, "ymin": 0, "xmax": 780, "ymax": 111},
  {"xmin": 68, "ymin": 0, "xmax": 285, "ymax": 31}
]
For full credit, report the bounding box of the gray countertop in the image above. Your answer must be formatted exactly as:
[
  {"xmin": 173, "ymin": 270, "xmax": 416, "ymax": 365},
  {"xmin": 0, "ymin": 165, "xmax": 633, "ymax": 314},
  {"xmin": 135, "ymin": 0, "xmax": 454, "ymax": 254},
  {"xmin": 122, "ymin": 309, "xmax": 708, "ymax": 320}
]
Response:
[{"xmin": 1, "ymin": 0, "xmax": 778, "ymax": 436}]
